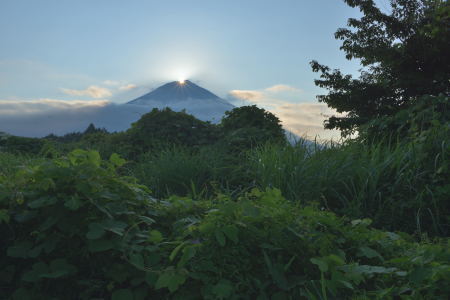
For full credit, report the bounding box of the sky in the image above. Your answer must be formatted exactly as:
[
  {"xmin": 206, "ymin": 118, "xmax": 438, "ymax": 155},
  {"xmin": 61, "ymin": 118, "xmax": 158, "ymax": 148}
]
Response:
[{"xmin": 0, "ymin": 0, "xmax": 371, "ymax": 139}]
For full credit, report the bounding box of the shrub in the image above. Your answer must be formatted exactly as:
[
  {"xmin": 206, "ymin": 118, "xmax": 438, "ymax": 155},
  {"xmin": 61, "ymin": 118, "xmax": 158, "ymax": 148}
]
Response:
[{"xmin": 1, "ymin": 152, "xmax": 448, "ymax": 298}]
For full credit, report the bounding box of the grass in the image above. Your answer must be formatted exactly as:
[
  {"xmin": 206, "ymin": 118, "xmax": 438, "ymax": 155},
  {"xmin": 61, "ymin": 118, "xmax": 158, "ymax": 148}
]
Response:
[{"xmin": 247, "ymin": 137, "xmax": 448, "ymax": 236}]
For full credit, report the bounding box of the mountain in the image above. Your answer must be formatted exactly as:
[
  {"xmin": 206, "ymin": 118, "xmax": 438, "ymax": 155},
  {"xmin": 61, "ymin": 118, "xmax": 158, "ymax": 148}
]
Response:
[
  {"xmin": 128, "ymin": 80, "xmax": 221, "ymax": 104},
  {"xmin": 126, "ymin": 80, "xmax": 234, "ymax": 123}
]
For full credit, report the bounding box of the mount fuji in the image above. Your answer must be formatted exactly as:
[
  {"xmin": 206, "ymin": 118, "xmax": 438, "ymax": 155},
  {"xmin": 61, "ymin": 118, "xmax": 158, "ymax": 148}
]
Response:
[{"xmin": 126, "ymin": 80, "xmax": 234, "ymax": 123}]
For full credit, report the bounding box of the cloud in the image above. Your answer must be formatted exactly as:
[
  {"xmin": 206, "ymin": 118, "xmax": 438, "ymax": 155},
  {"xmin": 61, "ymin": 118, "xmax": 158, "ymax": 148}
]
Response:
[
  {"xmin": 119, "ymin": 84, "xmax": 138, "ymax": 91},
  {"xmin": 272, "ymin": 103, "xmax": 342, "ymax": 140},
  {"xmin": 61, "ymin": 85, "xmax": 112, "ymax": 98},
  {"xmin": 228, "ymin": 90, "xmax": 265, "ymax": 102},
  {"xmin": 0, "ymin": 99, "xmax": 108, "ymax": 115},
  {"xmin": 0, "ymin": 99, "xmax": 144, "ymax": 137},
  {"xmin": 265, "ymin": 84, "xmax": 302, "ymax": 93},
  {"xmin": 0, "ymin": 98, "xmax": 231, "ymax": 137},
  {"xmin": 227, "ymin": 84, "xmax": 342, "ymax": 140}
]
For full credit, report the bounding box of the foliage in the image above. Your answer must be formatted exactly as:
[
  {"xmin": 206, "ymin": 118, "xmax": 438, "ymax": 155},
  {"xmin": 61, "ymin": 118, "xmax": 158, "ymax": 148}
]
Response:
[
  {"xmin": 130, "ymin": 145, "xmax": 241, "ymax": 199},
  {"xmin": 220, "ymin": 105, "xmax": 286, "ymax": 151},
  {"xmin": 248, "ymin": 127, "xmax": 449, "ymax": 236},
  {"xmin": 125, "ymin": 108, "xmax": 219, "ymax": 156},
  {"xmin": 0, "ymin": 150, "xmax": 157, "ymax": 298},
  {"xmin": 361, "ymin": 94, "xmax": 449, "ymax": 141},
  {"xmin": 0, "ymin": 136, "xmax": 44, "ymax": 154},
  {"xmin": 1, "ymin": 154, "xmax": 448, "ymax": 298},
  {"xmin": 311, "ymin": 0, "xmax": 450, "ymax": 136}
]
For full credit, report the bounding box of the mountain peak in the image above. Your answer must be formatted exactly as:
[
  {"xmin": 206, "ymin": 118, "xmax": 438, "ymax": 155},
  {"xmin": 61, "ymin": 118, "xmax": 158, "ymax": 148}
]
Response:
[{"xmin": 127, "ymin": 80, "xmax": 221, "ymax": 105}]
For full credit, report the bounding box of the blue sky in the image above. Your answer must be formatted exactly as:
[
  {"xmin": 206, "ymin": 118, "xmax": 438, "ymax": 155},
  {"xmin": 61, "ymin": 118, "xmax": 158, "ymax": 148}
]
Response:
[{"xmin": 0, "ymin": 0, "xmax": 371, "ymax": 138}]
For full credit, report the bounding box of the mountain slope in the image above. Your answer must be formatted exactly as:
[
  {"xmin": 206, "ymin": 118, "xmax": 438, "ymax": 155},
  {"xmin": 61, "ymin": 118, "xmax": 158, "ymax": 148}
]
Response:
[
  {"xmin": 126, "ymin": 80, "xmax": 234, "ymax": 123},
  {"xmin": 128, "ymin": 80, "xmax": 222, "ymax": 104}
]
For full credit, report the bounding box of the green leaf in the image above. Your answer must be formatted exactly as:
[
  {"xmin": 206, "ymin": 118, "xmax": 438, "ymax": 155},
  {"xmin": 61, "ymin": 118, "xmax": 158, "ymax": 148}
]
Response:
[
  {"xmin": 222, "ymin": 225, "xmax": 239, "ymax": 244},
  {"xmin": 155, "ymin": 271, "xmax": 187, "ymax": 293},
  {"xmin": 359, "ymin": 246, "xmax": 382, "ymax": 259},
  {"xmin": 169, "ymin": 242, "xmax": 186, "ymax": 262},
  {"xmin": 87, "ymin": 150, "xmax": 101, "ymax": 167},
  {"xmin": 64, "ymin": 197, "xmax": 82, "ymax": 211},
  {"xmin": 88, "ymin": 239, "xmax": 113, "ymax": 252},
  {"xmin": 110, "ymin": 153, "xmax": 127, "ymax": 167},
  {"xmin": 86, "ymin": 222, "xmax": 105, "ymax": 239},
  {"xmin": 112, "ymin": 289, "xmax": 133, "ymax": 300},
  {"xmin": 177, "ymin": 246, "xmax": 197, "ymax": 268},
  {"xmin": 28, "ymin": 197, "xmax": 57, "ymax": 209},
  {"xmin": 211, "ymin": 279, "xmax": 234, "ymax": 299},
  {"xmin": 101, "ymin": 219, "xmax": 128, "ymax": 236},
  {"xmin": 22, "ymin": 262, "xmax": 48, "ymax": 282},
  {"xmin": 215, "ymin": 229, "xmax": 226, "ymax": 247},
  {"xmin": 148, "ymin": 230, "xmax": 163, "ymax": 244},
  {"xmin": 130, "ymin": 253, "xmax": 145, "ymax": 269},
  {"xmin": 409, "ymin": 267, "xmax": 433, "ymax": 284},
  {"xmin": 311, "ymin": 258, "xmax": 328, "ymax": 272},
  {"xmin": 0, "ymin": 209, "xmax": 10, "ymax": 224}
]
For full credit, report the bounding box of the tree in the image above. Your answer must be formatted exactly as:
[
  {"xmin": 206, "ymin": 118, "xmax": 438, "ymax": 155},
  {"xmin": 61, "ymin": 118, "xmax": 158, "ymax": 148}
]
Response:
[
  {"xmin": 220, "ymin": 105, "xmax": 286, "ymax": 150},
  {"xmin": 311, "ymin": 0, "xmax": 449, "ymax": 136},
  {"xmin": 126, "ymin": 108, "xmax": 218, "ymax": 154}
]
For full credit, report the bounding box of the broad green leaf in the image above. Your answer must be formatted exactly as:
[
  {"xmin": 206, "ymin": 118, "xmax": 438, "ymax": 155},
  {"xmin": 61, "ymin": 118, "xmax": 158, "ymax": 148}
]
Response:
[
  {"xmin": 215, "ymin": 229, "xmax": 226, "ymax": 247},
  {"xmin": 130, "ymin": 253, "xmax": 145, "ymax": 269},
  {"xmin": 28, "ymin": 197, "xmax": 57, "ymax": 209},
  {"xmin": 409, "ymin": 267, "xmax": 433, "ymax": 284},
  {"xmin": 87, "ymin": 150, "xmax": 101, "ymax": 167},
  {"xmin": 110, "ymin": 153, "xmax": 126, "ymax": 167},
  {"xmin": 359, "ymin": 246, "xmax": 382, "ymax": 259},
  {"xmin": 88, "ymin": 239, "xmax": 114, "ymax": 252},
  {"xmin": 177, "ymin": 246, "xmax": 197, "ymax": 268},
  {"xmin": 64, "ymin": 197, "xmax": 82, "ymax": 211},
  {"xmin": 148, "ymin": 230, "xmax": 163, "ymax": 244},
  {"xmin": 22, "ymin": 262, "xmax": 48, "ymax": 282},
  {"xmin": 222, "ymin": 225, "xmax": 239, "ymax": 244},
  {"xmin": 86, "ymin": 222, "xmax": 105, "ymax": 239},
  {"xmin": 211, "ymin": 279, "xmax": 234, "ymax": 298},
  {"xmin": 0, "ymin": 209, "xmax": 10, "ymax": 224},
  {"xmin": 155, "ymin": 271, "xmax": 187, "ymax": 293},
  {"xmin": 311, "ymin": 258, "xmax": 328, "ymax": 272},
  {"xmin": 169, "ymin": 242, "xmax": 186, "ymax": 261},
  {"xmin": 42, "ymin": 259, "xmax": 77, "ymax": 279},
  {"xmin": 101, "ymin": 219, "xmax": 127, "ymax": 236},
  {"xmin": 112, "ymin": 289, "xmax": 133, "ymax": 300}
]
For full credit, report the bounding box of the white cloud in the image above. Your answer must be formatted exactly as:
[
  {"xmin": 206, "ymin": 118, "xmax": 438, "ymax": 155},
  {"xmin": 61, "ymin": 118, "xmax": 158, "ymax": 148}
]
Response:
[
  {"xmin": 0, "ymin": 99, "xmax": 146, "ymax": 137},
  {"xmin": 119, "ymin": 84, "xmax": 138, "ymax": 91},
  {"xmin": 61, "ymin": 85, "xmax": 112, "ymax": 98},
  {"xmin": 265, "ymin": 84, "xmax": 302, "ymax": 93},
  {"xmin": 272, "ymin": 103, "xmax": 342, "ymax": 140},
  {"xmin": 227, "ymin": 85, "xmax": 342, "ymax": 140},
  {"xmin": 228, "ymin": 90, "xmax": 265, "ymax": 102},
  {"xmin": 0, "ymin": 99, "xmax": 108, "ymax": 115}
]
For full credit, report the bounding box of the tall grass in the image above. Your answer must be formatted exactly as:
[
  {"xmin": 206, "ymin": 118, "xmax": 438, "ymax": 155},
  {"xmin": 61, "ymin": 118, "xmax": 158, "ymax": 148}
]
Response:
[
  {"xmin": 129, "ymin": 145, "xmax": 246, "ymax": 198},
  {"xmin": 248, "ymin": 136, "xmax": 449, "ymax": 236}
]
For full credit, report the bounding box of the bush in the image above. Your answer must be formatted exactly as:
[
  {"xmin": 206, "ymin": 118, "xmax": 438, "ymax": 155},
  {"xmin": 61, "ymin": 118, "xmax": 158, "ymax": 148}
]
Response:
[{"xmin": 1, "ymin": 151, "xmax": 448, "ymax": 298}]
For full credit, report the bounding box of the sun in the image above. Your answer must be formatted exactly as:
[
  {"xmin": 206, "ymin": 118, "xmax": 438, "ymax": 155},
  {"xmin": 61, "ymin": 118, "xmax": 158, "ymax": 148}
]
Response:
[{"xmin": 178, "ymin": 79, "xmax": 186, "ymax": 84}]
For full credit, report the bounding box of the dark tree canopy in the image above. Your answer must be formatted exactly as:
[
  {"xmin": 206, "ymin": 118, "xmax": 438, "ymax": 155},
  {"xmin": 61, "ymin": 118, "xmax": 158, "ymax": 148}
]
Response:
[
  {"xmin": 311, "ymin": 0, "xmax": 449, "ymax": 136},
  {"xmin": 220, "ymin": 105, "xmax": 286, "ymax": 150},
  {"xmin": 127, "ymin": 108, "xmax": 218, "ymax": 151}
]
